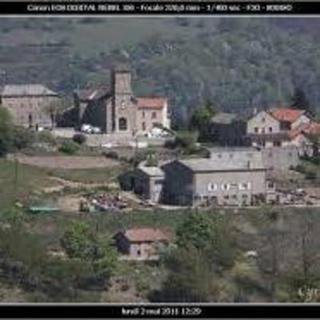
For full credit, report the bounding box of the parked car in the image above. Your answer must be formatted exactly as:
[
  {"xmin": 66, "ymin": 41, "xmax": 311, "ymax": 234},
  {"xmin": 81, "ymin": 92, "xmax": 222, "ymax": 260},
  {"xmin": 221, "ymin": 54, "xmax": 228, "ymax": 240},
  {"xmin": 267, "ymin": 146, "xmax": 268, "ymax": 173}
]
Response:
[{"xmin": 81, "ymin": 124, "xmax": 101, "ymax": 134}]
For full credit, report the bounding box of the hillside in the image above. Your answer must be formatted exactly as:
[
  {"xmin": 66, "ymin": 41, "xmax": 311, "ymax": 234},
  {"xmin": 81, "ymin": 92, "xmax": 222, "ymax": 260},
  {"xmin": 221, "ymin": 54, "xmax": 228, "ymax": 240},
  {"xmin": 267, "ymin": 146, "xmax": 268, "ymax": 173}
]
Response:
[{"xmin": 0, "ymin": 18, "xmax": 320, "ymax": 126}]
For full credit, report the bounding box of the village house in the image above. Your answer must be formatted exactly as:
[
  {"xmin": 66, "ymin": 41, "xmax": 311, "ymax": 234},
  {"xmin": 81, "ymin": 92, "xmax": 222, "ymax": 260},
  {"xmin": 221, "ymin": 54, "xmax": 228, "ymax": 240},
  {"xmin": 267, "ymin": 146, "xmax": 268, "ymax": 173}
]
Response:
[
  {"xmin": 0, "ymin": 84, "xmax": 60, "ymax": 129},
  {"xmin": 161, "ymin": 149, "xmax": 275, "ymax": 207},
  {"xmin": 73, "ymin": 67, "xmax": 170, "ymax": 135},
  {"xmin": 209, "ymin": 112, "xmax": 248, "ymax": 146},
  {"xmin": 114, "ymin": 228, "xmax": 170, "ymax": 261},
  {"xmin": 260, "ymin": 146, "xmax": 299, "ymax": 171},
  {"xmin": 133, "ymin": 165, "xmax": 165, "ymax": 203},
  {"xmin": 246, "ymin": 108, "xmax": 318, "ymax": 155}
]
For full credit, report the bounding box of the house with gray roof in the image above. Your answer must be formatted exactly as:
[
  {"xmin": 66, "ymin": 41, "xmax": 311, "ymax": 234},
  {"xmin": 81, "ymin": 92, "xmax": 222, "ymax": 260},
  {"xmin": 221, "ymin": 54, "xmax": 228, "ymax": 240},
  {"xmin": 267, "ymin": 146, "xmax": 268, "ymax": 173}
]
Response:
[
  {"xmin": 0, "ymin": 84, "xmax": 59, "ymax": 128},
  {"xmin": 161, "ymin": 150, "xmax": 274, "ymax": 207},
  {"xmin": 133, "ymin": 165, "xmax": 165, "ymax": 203},
  {"xmin": 209, "ymin": 112, "xmax": 248, "ymax": 146}
]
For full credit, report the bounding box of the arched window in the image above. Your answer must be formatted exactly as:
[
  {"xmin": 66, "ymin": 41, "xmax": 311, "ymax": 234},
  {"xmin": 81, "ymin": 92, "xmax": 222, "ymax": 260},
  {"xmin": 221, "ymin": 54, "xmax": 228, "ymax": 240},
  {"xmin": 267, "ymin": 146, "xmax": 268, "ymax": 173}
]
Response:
[{"xmin": 119, "ymin": 117, "xmax": 127, "ymax": 131}]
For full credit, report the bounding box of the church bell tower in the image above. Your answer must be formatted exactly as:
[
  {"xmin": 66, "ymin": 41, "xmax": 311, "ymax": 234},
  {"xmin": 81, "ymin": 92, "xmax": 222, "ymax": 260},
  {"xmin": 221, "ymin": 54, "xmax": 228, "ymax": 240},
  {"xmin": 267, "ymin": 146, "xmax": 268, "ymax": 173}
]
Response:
[{"xmin": 112, "ymin": 67, "xmax": 136, "ymax": 134}]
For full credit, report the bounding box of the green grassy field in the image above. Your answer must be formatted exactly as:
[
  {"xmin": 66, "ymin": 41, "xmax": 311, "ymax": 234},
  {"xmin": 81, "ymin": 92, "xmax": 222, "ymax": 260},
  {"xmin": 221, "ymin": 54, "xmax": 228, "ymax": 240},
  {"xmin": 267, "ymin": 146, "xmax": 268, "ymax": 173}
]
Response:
[{"xmin": 0, "ymin": 159, "xmax": 54, "ymax": 210}]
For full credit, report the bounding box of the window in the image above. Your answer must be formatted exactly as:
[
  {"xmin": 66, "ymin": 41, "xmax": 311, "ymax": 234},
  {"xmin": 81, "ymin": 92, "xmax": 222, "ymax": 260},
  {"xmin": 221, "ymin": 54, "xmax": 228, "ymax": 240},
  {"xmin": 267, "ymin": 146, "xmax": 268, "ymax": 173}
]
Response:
[
  {"xmin": 152, "ymin": 112, "xmax": 157, "ymax": 119},
  {"xmin": 208, "ymin": 183, "xmax": 218, "ymax": 192},
  {"xmin": 142, "ymin": 122, "xmax": 146, "ymax": 131},
  {"xmin": 267, "ymin": 181, "xmax": 275, "ymax": 189},
  {"xmin": 269, "ymin": 127, "xmax": 273, "ymax": 133},
  {"xmin": 274, "ymin": 141, "xmax": 281, "ymax": 147},
  {"xmin": 221, "ymin": 183, "xmax": 230, "ymax": 191},
  {"xmin": 232, "ymin": 194, "xmax": 237, "ymax": 200},
  {"xmin": 119, "ymin": 117, "xmax": 127, "ymax": 131},
  {"xmin": 142, "ymin": 111, "xmax": 145, "ymax": 118},
  {"xmin": 254, "ymin": 127, "xmax": 259, "ymax": 133},
  {"xmin": 137, "ymin": 249, "xmax": 141, "ymax": 256},
  {"xmin": 239, "ymin": 182, "xmax": 252, "ymax": 191},
  {"xmin": 261, "ymin": 127, "xmax": 265, "ymax": 134}
]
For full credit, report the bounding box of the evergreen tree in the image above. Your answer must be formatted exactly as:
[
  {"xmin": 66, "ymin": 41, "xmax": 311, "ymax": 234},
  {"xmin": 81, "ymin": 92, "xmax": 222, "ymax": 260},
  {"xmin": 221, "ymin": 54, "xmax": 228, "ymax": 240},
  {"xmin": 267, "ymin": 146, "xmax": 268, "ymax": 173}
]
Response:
[{"xmin": 291, "ymin": 87, "xmax": 313, "ymax": 115}]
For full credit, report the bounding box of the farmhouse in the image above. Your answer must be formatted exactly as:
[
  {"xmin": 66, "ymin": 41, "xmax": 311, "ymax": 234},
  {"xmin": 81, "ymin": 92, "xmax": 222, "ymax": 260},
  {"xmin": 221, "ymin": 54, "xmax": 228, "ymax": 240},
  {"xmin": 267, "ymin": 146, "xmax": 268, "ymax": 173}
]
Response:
[
  {"xmin": 114, "ymin": 228, "xmax": 170, "ymax": 261},
  {"xmin": 0, "ymin": 84, "xmax": 59, "ymax": 129},
  {"xmin": 246, "ymin": 108, "xmax": 317, "ymax": 155},
  {"xmin": 161, "ymin": 149, "xmax": 274, "ymax": 207},
  {"xmin": 74, "ymin": 67, "xmax": 170, "ymax": 135}
]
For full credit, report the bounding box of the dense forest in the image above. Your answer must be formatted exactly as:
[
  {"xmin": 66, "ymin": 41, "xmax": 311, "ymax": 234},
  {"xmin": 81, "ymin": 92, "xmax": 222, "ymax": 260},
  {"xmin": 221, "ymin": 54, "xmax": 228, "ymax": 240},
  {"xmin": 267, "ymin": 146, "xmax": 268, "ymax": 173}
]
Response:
[{"xmin": 0, "ymin": 18, "xmax": 320, "ymax": 126}]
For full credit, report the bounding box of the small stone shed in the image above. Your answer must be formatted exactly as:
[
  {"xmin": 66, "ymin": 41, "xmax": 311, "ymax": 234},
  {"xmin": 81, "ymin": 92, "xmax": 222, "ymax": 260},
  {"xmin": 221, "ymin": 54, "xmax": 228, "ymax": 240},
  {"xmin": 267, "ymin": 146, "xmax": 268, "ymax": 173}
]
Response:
[{"xmin": 114, "ymin": 228, "xmax": 170, "ymax": 261}]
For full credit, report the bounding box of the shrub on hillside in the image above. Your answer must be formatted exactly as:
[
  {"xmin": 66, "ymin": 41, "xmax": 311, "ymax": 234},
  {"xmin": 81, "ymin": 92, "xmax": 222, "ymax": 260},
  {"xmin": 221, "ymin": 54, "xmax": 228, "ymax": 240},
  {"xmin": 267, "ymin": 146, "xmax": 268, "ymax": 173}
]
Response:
[
  {"xmin": 175, "ymin": 131, "xmax": 198, "ymax": 149},
  {"xmin": 103, "ymin": 151, "xmax": 119, "ymax": 160},
  {"xmin": 130, "ymin": 151, "xmax": 148, "ymax": 167},
  {"xmin": 305, "ymin": 171, "xmax": 317, "ymax": 180},
  {"xmin": 37, "ymin": 131, "xmax": 57, "ymax": 145},
  {"xmin": 292, "ymin": 164, "xmax": 306, "ymax": 173},
  {"xmin": 12, "ymin": 127, "xmax": 35, "ymax": 150},
  {"xmin": 0, "ymin": 107, "xmax": 13, "ymax": 156},
  {"xmin": 58, "ymin": 140, "xmax": 79, "ymax": 155},
  {"xmin": 72, "ymin": 133, "xmax": 87, "ymax": 145}
]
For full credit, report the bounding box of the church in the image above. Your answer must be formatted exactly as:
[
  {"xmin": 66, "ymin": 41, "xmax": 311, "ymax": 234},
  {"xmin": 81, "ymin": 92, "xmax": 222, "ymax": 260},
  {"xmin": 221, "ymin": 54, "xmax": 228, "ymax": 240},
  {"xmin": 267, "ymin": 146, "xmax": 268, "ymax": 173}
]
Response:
[{"xmin": 74, "ymin": 67, "xmax": 170, "ymax": 135}]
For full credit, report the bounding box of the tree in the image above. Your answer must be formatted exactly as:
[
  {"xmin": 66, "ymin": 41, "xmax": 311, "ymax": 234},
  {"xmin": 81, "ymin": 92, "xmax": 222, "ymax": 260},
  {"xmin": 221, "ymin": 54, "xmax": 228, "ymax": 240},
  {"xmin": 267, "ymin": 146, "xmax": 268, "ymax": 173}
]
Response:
[
  {"xmin": 176, "ymin": 212, "xmax": 214, "ymax": 250},
  {"xmin": 176, "ymin": 212, "xmax": 237, "ymax": 268},
  {"xmin": 60, "ymin": 221, "xmax": 118, "ymax": 279},
  {"xmin": 12, "ymin": 126, "xmax": 34, "ymax": 150},
  {"xmin": 189, "ymin": 101, "xmax": 217, "ymax": 141},
  {"xmin": 149, "ymin": 246, "xmax": 230, "ymax": 302},
  {"xmin": 0, "ymin": 107, "xmax": 13, "ymax": 156},
  {"xmin": 291, "ymin": 87, "xmax": 313, "ymax": 115},
  {"xmin": 173, "ymin": 131, "xmax": 199, "ymax": 154}
]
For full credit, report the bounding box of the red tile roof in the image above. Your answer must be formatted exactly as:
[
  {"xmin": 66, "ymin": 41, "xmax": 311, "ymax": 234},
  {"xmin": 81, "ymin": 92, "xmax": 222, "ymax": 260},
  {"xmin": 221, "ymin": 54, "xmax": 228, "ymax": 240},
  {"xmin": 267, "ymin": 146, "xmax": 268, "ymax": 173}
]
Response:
[
  {"xmin": 137, "ymin": 97, "xmax": 167, "ymax": 109},
  {"xmin": 270, "ymin": 108, "xmax": 305, "ymax": 123},
  {"xmin": 289, "ymin": 122, "xmax": 320, "ymax": 139},
  {"xmin": 122, "ymin": 228, "xmax": 169, "ymax": 243}
]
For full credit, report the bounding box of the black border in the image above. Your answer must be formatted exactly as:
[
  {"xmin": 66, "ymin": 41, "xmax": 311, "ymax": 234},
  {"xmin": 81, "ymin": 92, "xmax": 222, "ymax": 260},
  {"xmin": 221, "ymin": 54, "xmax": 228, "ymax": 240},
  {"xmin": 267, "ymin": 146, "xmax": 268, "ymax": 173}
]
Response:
[
  {"xmin": 0, "ymin": 1, "xmax": 318, "ymax": 15},
  {"xmin": 0, "ymin": 304, "xmax": 320, "ymax": 318}
]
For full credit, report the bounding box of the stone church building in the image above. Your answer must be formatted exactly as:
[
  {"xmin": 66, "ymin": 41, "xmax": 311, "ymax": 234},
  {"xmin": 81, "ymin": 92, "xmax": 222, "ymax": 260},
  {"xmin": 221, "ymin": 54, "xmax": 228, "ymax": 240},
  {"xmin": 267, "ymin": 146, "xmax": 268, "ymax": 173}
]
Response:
[{"xmin": 74, "ymin": 68, "xmax": 170, "ymax": 135}]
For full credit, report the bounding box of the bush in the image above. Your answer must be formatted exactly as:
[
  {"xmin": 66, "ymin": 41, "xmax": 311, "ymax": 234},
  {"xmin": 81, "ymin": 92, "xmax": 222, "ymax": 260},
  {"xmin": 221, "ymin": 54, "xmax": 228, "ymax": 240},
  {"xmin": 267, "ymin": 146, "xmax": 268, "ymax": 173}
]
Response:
[
  {"xmin": 130, "ymin": 151, "xmax": 148, "ymax": 167},
  {"xmin": 0, "ymin": 107, "xmax": 14, "ymax": 156},
  {"xmin": 305, "ymin": 171, "xmax": 317, "ymax": 180},
  {"xmin": 12, "ymin": 127, "xmax": 35, "ymax": 150},
  {"xmin": 104, "ymin": 151, "xmax": 119, "ymax": 160},
  {"xmin": 72, "ymin": 133, "xmax": 87, "ymax": 145},
  {"xmin": 37, "ymin": 131, "xmax": 57, "ymax": 145},
  {"xmin": 293, "ymin": 164, "xmax": 306, "ymax": 173},
  {"xmin": 58, "ymin": 140, "xmax": 79, "ymax": 155},
  {"xmin": 175, "ymin": 131, "xmax": 198, "ymax": 149}
]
